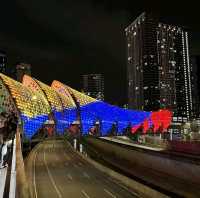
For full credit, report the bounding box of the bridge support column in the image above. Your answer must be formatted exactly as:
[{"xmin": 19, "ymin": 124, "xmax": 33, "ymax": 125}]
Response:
[
  {"xmin": 79, "ymin": 144, "xmax": 83, "ymax": 153},
  {"xmin": 170, "ymin": 129, "xmax": 173, "ymax": 141},
  {"xmin": 73, "ymin": 139, "xmax": 77, "ymax": 150}
]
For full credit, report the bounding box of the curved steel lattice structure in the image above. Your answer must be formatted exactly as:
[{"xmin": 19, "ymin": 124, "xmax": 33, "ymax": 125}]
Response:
[
  {"xmin": 52, "ymin": 81, "xmax": 172, "ymax": 136},
  {"xmin": 23, "ymin": 75, "xmax": 77, "ymax": 134},
  {"xmin": 0, "ymin": 73, "xmax": 172, "ymax": 139},
  {"xmin": 0, "ymin": 73, "xmax": 50, "ymax": 138}
]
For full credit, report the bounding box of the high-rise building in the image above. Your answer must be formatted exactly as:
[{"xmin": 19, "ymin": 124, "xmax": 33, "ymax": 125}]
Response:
[
  {"xmin": 16, "ymin": 62, "xmax": 31, "ymax": 82},
  {"xmin": 82, "ymin": 74, "xmax": 104, "ymax": 100},
  {"xmin": 125, "ymin": 12, "xmax": 192, "ymax": 121},
  {"xmin": 190, "ymin": 55, "xmax": 200, "ymax": 118},
  {"xmin": 0, "ymin": 51, "xmax": 7, "ymax": 74}
]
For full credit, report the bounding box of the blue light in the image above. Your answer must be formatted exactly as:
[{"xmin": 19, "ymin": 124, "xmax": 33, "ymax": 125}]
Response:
[
  {"xmin": 21, "ymin": 114, "xmax": 48, "ymax": 138},
  {"xmin": 20, "ymin": 99, "xmax": 152, "ymax": 138},
  {"xmin": 79, "ymin": 101, "xmax": 152, "ymax": 135}
]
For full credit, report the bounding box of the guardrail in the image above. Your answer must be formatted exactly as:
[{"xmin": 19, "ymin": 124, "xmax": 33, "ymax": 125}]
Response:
[
  {"xmin": 0, "ymin": 125, "xmax": 31, "ymax": 198},
  {"xmin": 0, "ymin": 167, "xmax": 7, "ymax": 198},
  {"xmin": 15, "ymin": 127, "xmax": 30, "ymax": 198},
  {"xmin": 0, "ymin": 136, "xmax": 16, "ymax": 198},
  {"xmin": 9, "ymin": 137, "xmax": 16, "ymax": 198}
]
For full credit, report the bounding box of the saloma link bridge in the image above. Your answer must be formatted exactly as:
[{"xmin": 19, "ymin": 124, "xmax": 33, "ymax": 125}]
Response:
[
  {"xmin": 0, "ymin": 73, "xmax": 172, "ymax": 139},
  {"xmin": 3, "ymin": 72, "xmax": 200, "ymax": 198}
]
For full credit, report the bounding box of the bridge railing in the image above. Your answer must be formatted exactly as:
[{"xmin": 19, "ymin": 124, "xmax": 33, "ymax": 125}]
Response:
[
  {"xmin": 0, "ymin": 136, "xmax": 16, "ymax": 198},
  {"xmin": 15, "ymin": 125, "xmax": 30, "ymax": 198},
  {"xmin": 9, "ymin": 136, "xmax": 16, "ymax": 198},
  {"xmin": 0, "ymin": 166, "xmax": 7, "ymax": 197},
  {"xmin": 1, "ymin": 124, "xmax": 30, "ymax": 198}
]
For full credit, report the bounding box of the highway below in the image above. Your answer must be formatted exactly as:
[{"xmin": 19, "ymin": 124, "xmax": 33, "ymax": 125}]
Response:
[{"xmin": 26, "ymin": 139, "xmax": 138, "ymax": 198}]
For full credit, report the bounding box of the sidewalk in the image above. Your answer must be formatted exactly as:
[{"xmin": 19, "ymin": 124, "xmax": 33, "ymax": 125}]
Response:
[{"xmin": 100, "ymin": 136, "xmax": 164, "ymax": 151}]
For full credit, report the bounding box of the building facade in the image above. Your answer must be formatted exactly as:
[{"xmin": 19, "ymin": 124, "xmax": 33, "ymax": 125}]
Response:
[
  {"xmin": 0, "ymin": 51, "xmax": 7, "ymax": 74},
  {"xmin": 82, "ymin": 74, "xmax": 104, "ymax": 100},
  {"xmin": 16, "ymin": 63, "xmax": 31, "ymax": 82},
  {"xmin": 126, "ymin": 12, "xmax": 192, "ymax": 121},
  {"xmin": 190, "ymin": 55, "xmax": 200, "ymax": 118}
]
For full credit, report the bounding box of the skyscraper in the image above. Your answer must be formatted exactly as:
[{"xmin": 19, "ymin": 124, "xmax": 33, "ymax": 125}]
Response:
[
  {"xmin": 0, "ymin": 51, "xmax": 7, "ymax": 74},
  {"xmin": 125, "ymin": 12, "xmax": 192, "ymax": 121},
  {"xmin": 16, "ymin": 62, "xmax": 31, "ymax": 82},
  {"xmin": 82, "ymin": 74, "xmax": 104, "ymax": 100},
  {"xmin": 190, "ymin": 55, "xmax": 200, "ymax": 118}
]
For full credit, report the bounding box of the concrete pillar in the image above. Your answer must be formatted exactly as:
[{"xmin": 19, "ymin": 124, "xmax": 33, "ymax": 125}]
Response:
[
  {"xmin": 73, "ymin": 139, "xmax": 77, "ymax": 150},
  {"xmin": 170, "ymin": 130, "xmax": 173, "ymax": 141},
  {"xmin": 79, "ymin": 144, "xmax": 83, "ymax": 153}
]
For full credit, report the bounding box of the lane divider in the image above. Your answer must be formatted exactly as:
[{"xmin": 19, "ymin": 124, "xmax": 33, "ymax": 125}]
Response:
[
  {"xmin": 104, "ymin": 189, "xmax": 117, "ymax": 198},
  {"xmin": 81, "ymin": 190, "xmax": 90, "ymax": 198},
  {"xmin": 43, "ymin": 149, "xmax": 62, "ymax": 198}
]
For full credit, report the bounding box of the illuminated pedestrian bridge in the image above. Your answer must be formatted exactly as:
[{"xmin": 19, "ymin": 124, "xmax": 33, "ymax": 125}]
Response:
[{"xmin": 0, "ymin": 73, "xmax": 172, "ymax": 139}]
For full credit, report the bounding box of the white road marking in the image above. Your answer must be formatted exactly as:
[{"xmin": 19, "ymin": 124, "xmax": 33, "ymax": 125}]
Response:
[
  {"xmin": 33, "ymin": 151, "xmax": 38, "ymax": 198},
  {"xmin": 44, "ymin": 150, "xmax": 62, "ymax": 198},
  {"xmin": 81, "ymin": 190, "xmax": 90, "ymax": 198},
  {"xmin": 67, "ymin": 173, "xmax": 73, "ymax": 180},
  {"xmin": 83, "ymin": 172, "xmax": 90, "ymax": 179},
  {"xmin": 104, "ymin": 189, "xmax": 117, "ymax": 198},
  {"xmin": 107, "ymin": 177, "xmax": 139, "ymax": 197}
]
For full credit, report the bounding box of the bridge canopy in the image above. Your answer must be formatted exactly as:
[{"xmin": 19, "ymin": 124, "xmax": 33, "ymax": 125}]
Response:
[
  {"xmin": 52, "ymin": 81, "xmax": 172, "ymax": 136},
  {"xmin": 0, "ymin": 73, "xmax": 50, "ymax": 138},
  {"xmin": 0, "ymin": 73, "xmax": 172, "ymax": 139},
  {"xmin": 23, "ymin": 75, "xmax": 77, "ymax": 134}
]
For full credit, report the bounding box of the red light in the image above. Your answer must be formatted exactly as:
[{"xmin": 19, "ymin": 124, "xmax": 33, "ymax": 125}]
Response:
[
  {"xmin": 159, "ymin": 109, "xmax": 173, "ymax": 131},
  {"xmin": 151, "ymin": 111, "xmax": 161, "ymax": 132},
  {"xmin": 150, "ymin": 109, "xmax": 172, "ymax": 133},
  {"xmin": 143, "ymin": 119, "xmax": 149, "ymax": 134},
  {"xmin": 131, "ymin": 124, "xmax": 141, "ymax": 134}
]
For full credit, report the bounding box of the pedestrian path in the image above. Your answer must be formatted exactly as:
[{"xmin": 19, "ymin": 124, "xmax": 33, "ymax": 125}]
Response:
[
  {"xmin": 0, "ymin": 167, "xmax": 7, "ymax": 198},
  {"xmin": 100, "ymin": 136, "xmax": 164, "ymax": 151}
]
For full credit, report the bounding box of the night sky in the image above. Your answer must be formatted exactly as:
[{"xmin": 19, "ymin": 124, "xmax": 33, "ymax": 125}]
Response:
[{"xmin": 1, "ymin": 0, "xmax": 200, "ymax": 105}]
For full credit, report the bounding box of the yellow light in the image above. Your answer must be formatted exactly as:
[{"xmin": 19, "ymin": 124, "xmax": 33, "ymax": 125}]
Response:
[{"xmin": 32, "ymin": 95, "xmax": 37, "ymax": 100}]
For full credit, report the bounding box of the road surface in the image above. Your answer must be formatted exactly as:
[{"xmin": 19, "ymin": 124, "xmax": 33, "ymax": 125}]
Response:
[{"xmin": 28, "ymin": 139, "xmax": 138, "ymax": 198}]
